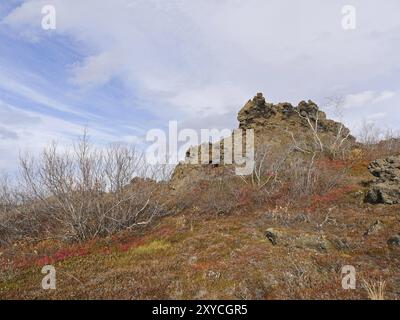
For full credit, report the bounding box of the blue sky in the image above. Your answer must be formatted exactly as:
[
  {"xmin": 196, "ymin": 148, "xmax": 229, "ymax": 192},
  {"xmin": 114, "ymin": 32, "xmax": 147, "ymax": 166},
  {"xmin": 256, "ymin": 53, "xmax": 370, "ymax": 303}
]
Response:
[{"xmin": 0, "ymin": 0, "xmax": 400, "ymax": 171}]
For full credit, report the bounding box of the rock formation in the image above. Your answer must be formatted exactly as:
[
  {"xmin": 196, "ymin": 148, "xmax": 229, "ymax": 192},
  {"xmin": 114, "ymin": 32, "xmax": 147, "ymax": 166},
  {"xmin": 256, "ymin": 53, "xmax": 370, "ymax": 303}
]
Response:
[
  {"xmin": 265, "ymin": 227, "xmax": 333, "ymax": 252},
  {"xmin": 170, "ymin": 93, "xmax": 356, "ymax": 190},
  {"xmin": 365, "ymin": 155, "xmax": 400, "ymax": 204},
  {"xmin": 237, "ymin": 93, "xmax": 353, "ymax": 141}
]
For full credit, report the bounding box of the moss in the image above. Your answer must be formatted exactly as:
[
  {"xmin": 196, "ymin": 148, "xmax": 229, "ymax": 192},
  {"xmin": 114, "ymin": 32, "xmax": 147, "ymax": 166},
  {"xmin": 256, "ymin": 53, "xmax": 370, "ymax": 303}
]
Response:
[
  {"xmin": 102, "ymin": 240, "xmax": 173, "ymax": 269},
  {"xmin": 131, "ymin": 240, "xmax": 171, "ymax": 255},
  {"xmin": 0, "ymin": 267, "xmax": 40, "ymax": 295}
]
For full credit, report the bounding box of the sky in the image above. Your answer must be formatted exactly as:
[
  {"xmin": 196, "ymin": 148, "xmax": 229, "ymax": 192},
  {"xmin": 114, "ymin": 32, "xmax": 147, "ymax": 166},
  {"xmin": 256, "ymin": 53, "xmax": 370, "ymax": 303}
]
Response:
[{"xmin": 0, "ymin": 0, "xmax": 399, "ymax": 172}]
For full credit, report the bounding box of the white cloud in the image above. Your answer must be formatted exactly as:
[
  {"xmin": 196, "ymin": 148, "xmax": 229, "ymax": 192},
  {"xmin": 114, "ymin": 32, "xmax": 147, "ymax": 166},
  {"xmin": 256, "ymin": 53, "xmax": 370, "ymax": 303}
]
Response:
[
  {"xmin": 366, "ymin": 112, "xmax": 388, "ymax": 120},
  {"xmin": 0, "ymin": 69, "xmax": 95, "ymax": 118},
  {"xmin": 343, "ymin": 90, "xmax": 396, "ymax": 109},
  {"xmin": 0, "ymin": 126, "xmax": 18, "ymax": 140},
  {"xmin": 374, "ymin": 91, "xmax": 396, "ymax": 103},
  {"xmin": 167, "ymin": 83, "xmax": 249, "ymax": 117},
  {"xmin": 70, "ymin": 51, "xmax": 125, "ymax": 89}
]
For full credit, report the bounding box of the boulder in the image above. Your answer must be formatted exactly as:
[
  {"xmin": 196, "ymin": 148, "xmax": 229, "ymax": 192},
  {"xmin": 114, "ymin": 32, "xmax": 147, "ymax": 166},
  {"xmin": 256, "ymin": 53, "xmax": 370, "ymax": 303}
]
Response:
[
  {"xmin": 365, "ymin": 155, "xmax": 400, "ymax": 205},
  {"xmin": 366, "ymin": 184, "xmax": 400, "ymax": 205},
  {"xmin": 387, "ymin": 234, "xmax": 400, "ymax": 247},
  {"xmin": 364, "ymin": 220, "xmax": 385, "ymax": 236},
  {"xmin": 368, "ymin": 156, "xmax": 400, "ymax": 182},
  {"xmin": 265, "ymin": 227, "xmax": 333, "ymax": 252},
  {"xmin": 297, "ymin": 100, "xmax": 319, "ymax": 120}
]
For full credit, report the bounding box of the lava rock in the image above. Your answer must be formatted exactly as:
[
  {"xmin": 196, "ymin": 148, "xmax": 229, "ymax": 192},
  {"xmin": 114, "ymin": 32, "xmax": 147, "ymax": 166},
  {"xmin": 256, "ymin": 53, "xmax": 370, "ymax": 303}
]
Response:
[
  {"xmin": 265, "ymin": 227, "xmax": 333, "ymax": 252},
  {"xmin": 388, "ymin": 234, "xmax": 400, "ymax": 247},
  {"xmin": 364, "ymin": 220, "xmax": 385, "ymax": 236},
  {"xmin": 365, "ymin": 155, "xmax": 400, "ymax": 205}
]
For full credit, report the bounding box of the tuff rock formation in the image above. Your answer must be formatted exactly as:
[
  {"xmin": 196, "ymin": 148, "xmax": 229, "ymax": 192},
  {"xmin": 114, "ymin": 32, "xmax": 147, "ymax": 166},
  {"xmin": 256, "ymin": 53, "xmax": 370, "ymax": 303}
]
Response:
[
  {"xmin": 170, "ymin": 93, "xmax": 356, "ymax": 190},
  {"xmin": 237, "ymin": 93, "xmax": 353, "ymax": 140},
  {"xmin": 365, "ymin": 155, "xmax": 400, "ymax": 205}
]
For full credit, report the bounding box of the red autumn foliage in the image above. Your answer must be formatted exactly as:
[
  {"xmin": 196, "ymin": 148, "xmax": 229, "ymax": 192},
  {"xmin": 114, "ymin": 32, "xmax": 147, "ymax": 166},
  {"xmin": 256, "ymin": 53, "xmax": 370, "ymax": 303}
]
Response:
[
  {"xmin": 237, "ymin": 186, "xmax": 253, "ymax": 207},
  {"xmin": 35, "ymin": 245, "xmax": 89, "ymax": 267},
  {"xmin": 315, "ymin": 159, "xmax": 348, "ymax": 170},
  {"xmin": 118, "ymin": 239, "xmax": 146, "ymax": 252},
  {"xmin": 309, "ymin": 184, "xmax": 358, "ymax": 211}
]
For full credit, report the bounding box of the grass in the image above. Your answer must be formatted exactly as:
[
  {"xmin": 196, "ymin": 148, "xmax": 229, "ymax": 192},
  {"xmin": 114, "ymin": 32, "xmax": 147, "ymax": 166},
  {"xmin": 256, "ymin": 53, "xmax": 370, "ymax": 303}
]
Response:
[
  {"xmin": 362, "ymin": 279, "xmax": 386, "ymax": 300},
  {"xmin": 131, "ymin": 240, "xmax": 171, "ymax": 255}
]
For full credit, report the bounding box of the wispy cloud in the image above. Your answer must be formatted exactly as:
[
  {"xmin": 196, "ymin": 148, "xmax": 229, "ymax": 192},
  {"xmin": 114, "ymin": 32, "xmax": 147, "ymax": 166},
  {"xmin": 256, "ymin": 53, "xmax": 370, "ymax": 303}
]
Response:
[{"xmin": 0, "ymin": 126, "xmax": 18, "ymax": 140}]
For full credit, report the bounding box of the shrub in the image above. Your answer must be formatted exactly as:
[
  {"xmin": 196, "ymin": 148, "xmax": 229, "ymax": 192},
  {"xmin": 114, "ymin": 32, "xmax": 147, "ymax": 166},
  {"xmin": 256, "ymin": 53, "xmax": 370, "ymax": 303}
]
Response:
[
  {"xmin": 175, "ymin": 145, "xmax": 350, "ymax": 215},
  {"xmin": 0, "ymin": 133, "xmax": 172, "ymax": 244},
  {"xmin": 238, "ymin": 143, "xmax": 350, "ymax": 207},
  {"xmin": 358, "ymin": 121, "xmax": 400, "ymax": 160}
]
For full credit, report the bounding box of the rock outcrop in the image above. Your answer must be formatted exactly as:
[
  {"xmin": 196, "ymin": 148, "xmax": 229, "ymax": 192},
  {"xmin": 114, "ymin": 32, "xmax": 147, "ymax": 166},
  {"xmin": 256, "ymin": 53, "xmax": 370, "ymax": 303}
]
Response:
[
  {"xmin": 170, "ymin": 93, "xmax": 356, "ymax": 190},
  {"xmin": 364, "ymin": 220, "xmax": 385, "ymax": 236},
  {"xmin": 365, "ymin": 155, "xmax": 400, "ymax": 205},
  {"xmin": 388, "ymin": 234, "xmax": 400, "ymax": 247},
  {"xmin": 237, "ymin": 93, "xmax": 354, "ymax": 141}
]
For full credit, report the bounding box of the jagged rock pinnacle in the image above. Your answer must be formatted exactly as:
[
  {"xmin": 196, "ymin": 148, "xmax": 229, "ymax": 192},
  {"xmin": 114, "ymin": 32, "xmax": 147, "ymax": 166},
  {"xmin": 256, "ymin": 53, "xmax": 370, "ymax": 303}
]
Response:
[{"xmin": 237, "ymin": 93, "xmax": 352, "ymax": 142}]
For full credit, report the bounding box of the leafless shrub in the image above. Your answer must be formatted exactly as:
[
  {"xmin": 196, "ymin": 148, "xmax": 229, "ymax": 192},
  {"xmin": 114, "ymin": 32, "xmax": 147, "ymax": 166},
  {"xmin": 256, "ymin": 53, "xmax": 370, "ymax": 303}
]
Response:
[
  {"xmin": 0, "ymin": 173, "xmax": 41, "ymax": 245},
  {"xmin": 245, "ymin": 144, "xmax": 292, "ymax": 192},
  {"xmin": 175, "ymin": 176, "xmax": 243, "ymax": 216},
  {"xmin": 295, "ymin": 98, "xmax": 354, "ymax": 160},
  {"xmin": 358, "ymin": 121, "xmax": 382, "ymax": 146},
  {"xmin": 288, "ymin": 155, "xmax": 348, "ymax": 200},
  {"xmin": 324, "ymin": 97, "xmax": 354, "ymax": 159},
  {"xmin": 0, "ymin": 132, "xmax": 171, "ymax": 243},
  {"xmin": 284, "ymin": 155, "xmax": 319, "ymax": 200},
  {"xmin": 358, "ymin": 121, "xmax": 400, "ymax": 159},
  {"xmin": 296, "ymin": 109, "xmax": 325, "ymax": 153},
  {"xmin": 143, "ymin": 162, "xmax": 175, "ymax": 182},
  {"xmin": 0, "ymin": 174, "xmax": 17, "ymax": 243},
  {"xmin": 104, "ymin": 143, "xmax": 144, "ymax": 192},
  {"xmin": 238, "ymin": 142, "xmax": 348, "ymax": 207},
  {"xmin": 0, "ymin": 174, "xmax": 16, "ymax": 213}
]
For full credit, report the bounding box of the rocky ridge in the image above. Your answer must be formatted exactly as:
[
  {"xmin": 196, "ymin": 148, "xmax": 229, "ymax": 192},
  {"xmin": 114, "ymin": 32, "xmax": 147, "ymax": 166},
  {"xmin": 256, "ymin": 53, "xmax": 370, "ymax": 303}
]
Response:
[
  {"xmin": 171, "ymin": 93, "xmax": 356, "ymax": 189},
  {"xmin": 238, "ymin": 93, "xmax": 352, "ymax": 141}
]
